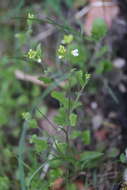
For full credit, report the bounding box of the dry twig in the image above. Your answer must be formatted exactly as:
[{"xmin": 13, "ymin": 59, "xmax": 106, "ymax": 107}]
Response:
[{"xmin": 15, "ymin": 69, "xmax": 66, "ymax": 87}]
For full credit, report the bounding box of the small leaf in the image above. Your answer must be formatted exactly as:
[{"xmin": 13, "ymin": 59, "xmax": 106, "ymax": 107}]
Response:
[
  {"xmin": 54, "ymin": 108, "xmax": 69, "ymax": 126},
  {"xmin": 35, "ymin": 106, "xmax": 47, "ymax": 119},
  {"xmin": 49, "ymin": 169, "xmax": 63, "ymax": 180},
  {"xmin": 36, "ymin": 43, "xmax": 42, "ymax": 57},
  {"xmin": 76, "ymin": 70, "xmax": 84, "ymax": 87},
  {"xmin": 91, "ymin": 18, "xmax": 107, "ymax": 41},
  {"xmin": 29, "ymin": 119, "xmax": 38, "ymax": 128},
  {"xmin": 35, "ymin": 140, "xmax": 48, "ymax": 153},
  {"xmin": 80, "ymin": 151, "xmax": 103, "ymax": 161},
  {"xmin": 95, "ymin": 46, "xmax": 108, "ymax": 58},
  {"xmin": 120, "ymin": 153, "xmax": 127, "ymax": 163},
  {"xmin": 96, "ymin": 60, "xmax": 112, "ymax": 74},
  {"xmin": 51, "ymin": 91, "xmax": 70, "ymax": 109},
  {"xmin": 17, "ymin": 95, "xmax": 29, "ymax": 105},
  {"xmin": 29, "ymin": 134, "xmax": 37, "ymax": 143},
  {"xmin": 29, "ymin": 135, "xmax": 48, "ymax": 153},
  {"xmin": 80, "ymin": 151, "xmax": 103, "ymax": 169},
  {"xmin": 0, "ymin": 176, "xmax": 9, "ymax": 189},
  {"xmin": 65, "ymin": 0, "xmax": 74, "ymax": 8},
  {"xmin": 51, "ymin": 91, "xmax": 66, "ymax": 103},
  {"xmin": 72, "ymin": 101, "xmax": 82, "ymax": 110},
  {"xmin": 69, "ymin": 113, "xmax": 77, "ymax": 126},
  {"xmin": 56, "ymin": 142, "xmax": 67, "ymax": 154},
  {"xmin": 67, "ymin": 183, "xmax": 76, "ymax": 190},
  {"xmin": 49, "ymin": 159, "xmax": 62, "ymax": 167},
  {"xmin": 70, "ymin": 130, "xmax": 81, "ymax": 139},
  {"xmin": 82, "ymin": 130, "xmax": 91, "ymax": 145},
  {"xmin": 38, "ymin": 76, "xmax": 53, "ymax": 84}
]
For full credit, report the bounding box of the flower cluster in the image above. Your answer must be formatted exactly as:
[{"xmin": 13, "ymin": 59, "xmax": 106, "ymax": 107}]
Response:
[
  {"xmin": 27, "ymin": 44, "xmax": 42, "ymax": 63},
  {"xmin": 58, "ymin": 45, "xmax": 66, "ymax": 59},
  {"xmin": 28, "ymin": 13, "xmax": 35, "ymax": 19},
  {"xmin": 28, "ymin": 49, "xmax": 37, "ymax": 59},
  {"xmin": 57, "ymin": 34, "xmax": 79, "ymax": 59}
]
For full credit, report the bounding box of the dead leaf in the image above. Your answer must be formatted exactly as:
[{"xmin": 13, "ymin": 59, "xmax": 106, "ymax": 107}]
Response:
[{"xmin": 52, "ymin": 177, "xmax": 64, "ymax": 190}]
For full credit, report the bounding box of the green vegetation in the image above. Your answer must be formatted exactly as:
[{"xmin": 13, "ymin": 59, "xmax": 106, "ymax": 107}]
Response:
[{"xmin": 0, "ymin": 1, "xmax": 126, "ymax": 190}]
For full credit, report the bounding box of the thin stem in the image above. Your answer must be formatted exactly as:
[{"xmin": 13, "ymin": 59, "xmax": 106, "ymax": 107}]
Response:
[{"xmin": 71, "ymin": 80, "xmax": 88, "ymax": 113}]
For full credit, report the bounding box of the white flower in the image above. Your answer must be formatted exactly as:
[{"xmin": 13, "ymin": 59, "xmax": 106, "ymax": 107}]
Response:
[
  {"xmin": 71, "ymin": 49, "xmax": 79, "ymax": 57},
  {"xmin": 37, "ymin": 58, "xmax": 41, "ymax": 63},
  {"xmin": 58, "ymin": 55, "xmax": 63, "ymax": 59},
  {"xmin": 91, "ymin": 102, "xmax": 98, "ymax": 110},
  {"xmin": 61, "ymin": 40, "xmax": 65, "ymax": 44},
  {"xmin": 113, "ymin": 58, "xmax": 125, "ymax": 68}
]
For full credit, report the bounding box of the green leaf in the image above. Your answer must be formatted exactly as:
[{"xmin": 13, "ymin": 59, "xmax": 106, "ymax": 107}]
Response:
[
  {"xmin": 17, "ymin": 95, "xmax": 29, "ymax": 105},
  {"xmin": 80, "ymin": 151, "xmax": 103, "ymax": 169},
  {"xmin": 49, "ymin": 168, "xmax": 63, "ymax": 181},
  {"xmin": 36, "ymin": 43, "xmax": 42, "ymax": 58},
  {"xmin": 29, "ymin": 135, "xmax": 48, "ymax": 153},
  {"xmin": 54, "ymin": 108, "xmax": 69, "ymax": 126},
  {"xmin": 95, "ymin": 60, "xmax": 112, "ymax": 74},
  {"xmin": 95, "ymin": 46, "xmax": 108, "ymax": 58},
  {"xmin": 76, "ymin": 70, "xmax": 84, "ymax": 87},
  {"xmin": 56, "ymin": 142, "xmax": 67, "ymax": 154},
  {"xmin": 103, "ymin": 60, "xmax": 112, "ymax": 72},
  {"xmin": 69, "ymin": 113, "xmax": 77, "ymax": 126},
  {"xmin": 67, "ymin": 183, "xmax": 76, "ymax": 190},
  {"xmin": 46, "ymin": 0, "xmax": 61, "ymax": 15},
  {"xmin": 38, "ymin": 76, "xmax": 53, "ymax": 84},
  {"xmin": 35, "ymin": 140, "xmax": 48, "ymax": 153},
  {"xmin": 0, "ymin": 176, "xmax": 9, "ymax": 190},
  {"xmin": 0, "ymin": 107, "xmax": 8, "ymax": 125},
  {"xmin": 49, "ymin": 159, "xmax": 62, "ymax": 167},
  {"xmin": 65, "ymin": 0, "xmax": 74, "ymax": 8},
  {"xmin": 72, "ymin": 101, "xmax": 82, "ymax": 110},
  {"xmin": 51, "ymin": 91, "xmax": 81, "ymax": 110},
  {"xmin": 120, "ymin": 153, "xmax": 127, "ymax": 163},
  {"xmin": 82, "ymin": 130, "xmax": 91, "ymax": 145},
  {"xmin": 35, "ymin": 106, "xmax": 47, "ymax": 119},
  {"xmin": 80, "ymin": 151, "xmax": 103, "ymax": 161},
  {"xmin": 51, "ymin": 91, "xmax": 66, "ymax": 103},
  {"xmin": 70, "ymin": 130, "xmax": 81, "ymax": 139},
  {"xmin": 91, "ymin": 18, "xmax": 107, "ymax": 41},
  {"xmin": 63, "ymin": 74, "xmax": 77, "ymax": 89},
  {"xmin": 29, "ymin": 119, "xmax": 38, "ymax": 128},
  {"xmin": 29, "ymin": 134, "xmax": 37, "ymax": 143}
]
